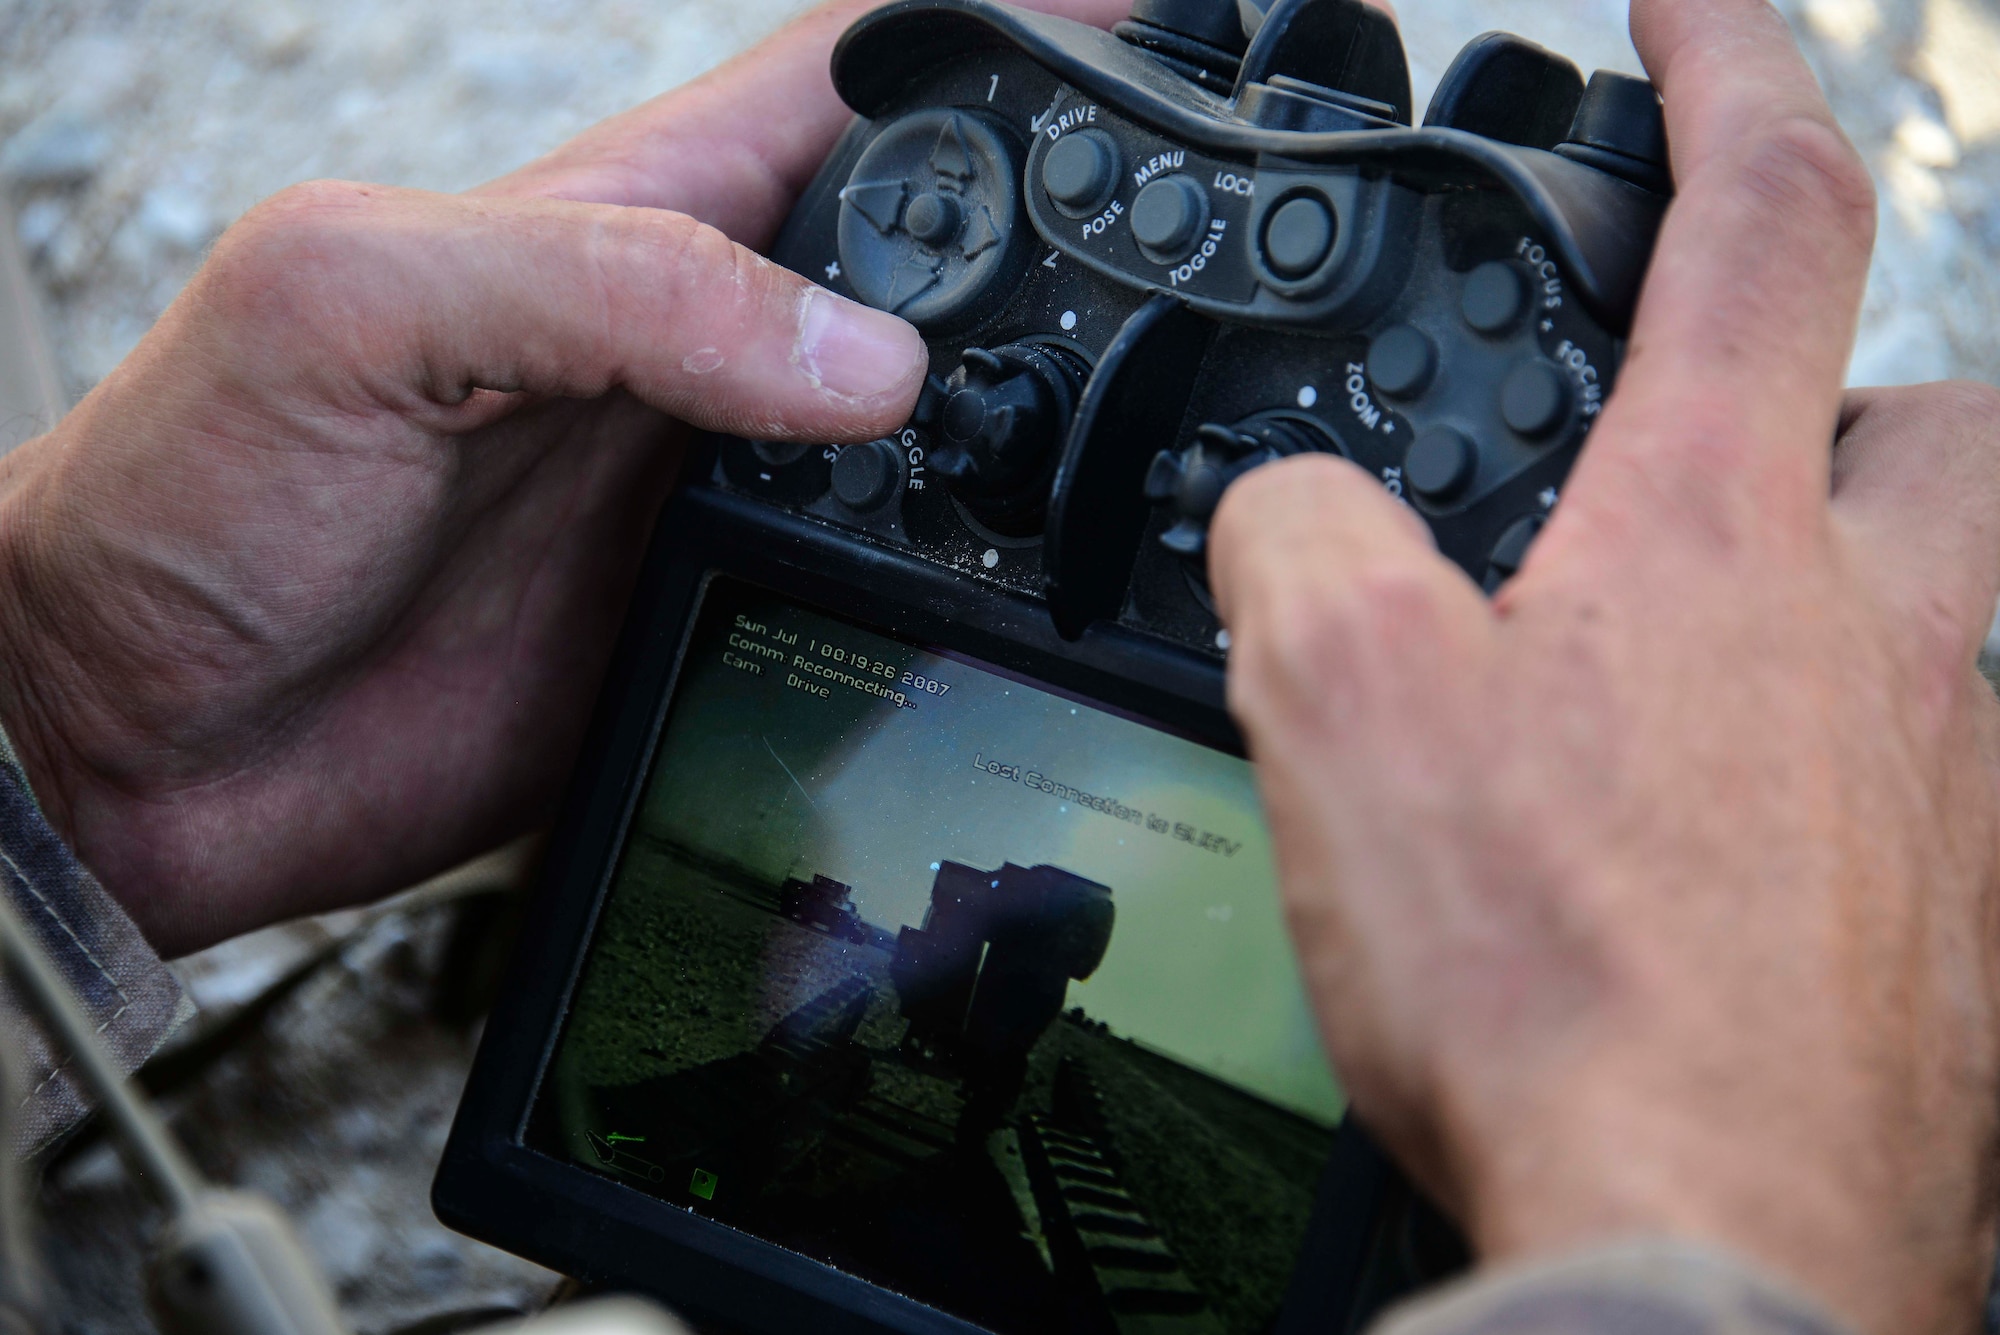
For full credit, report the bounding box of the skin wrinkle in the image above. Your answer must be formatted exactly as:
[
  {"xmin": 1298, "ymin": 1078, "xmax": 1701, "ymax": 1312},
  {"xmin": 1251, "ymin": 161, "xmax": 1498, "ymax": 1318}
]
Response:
[
  {"xmin": 94, "ymin": 395, "xmax": 669, "ymax": 944},
  {"xmin": 1207, "ymin": 9, "xmax": 2000, "ymax": 1284},
  {"xmin": 791, "ymin": 287, "xmax": 828, "ymax": 392},
  {"xmin": 0, "ymin": 0, "xmax": 984, "ymax": 945},
  {"xmin": 577, "ymin": 207, "xmax": 629, "ymax": 400}
]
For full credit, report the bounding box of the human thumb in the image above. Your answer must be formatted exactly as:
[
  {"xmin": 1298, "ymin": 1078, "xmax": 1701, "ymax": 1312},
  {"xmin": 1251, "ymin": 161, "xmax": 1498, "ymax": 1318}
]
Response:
[{"xmin": 202, "ymin": 180, "xmax": 928, "ymax": 442}]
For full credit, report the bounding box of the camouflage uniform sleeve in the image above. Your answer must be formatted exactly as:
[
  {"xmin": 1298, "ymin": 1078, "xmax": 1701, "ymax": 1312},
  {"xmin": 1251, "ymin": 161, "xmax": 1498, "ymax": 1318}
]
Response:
[
  {"xmin": 1369, "ymin": 1239, "xmax": 1854, "ymax": 1335},
  {"xmin": 0, "ymin": 725, "xmax": 188, "ymax": 1156}
]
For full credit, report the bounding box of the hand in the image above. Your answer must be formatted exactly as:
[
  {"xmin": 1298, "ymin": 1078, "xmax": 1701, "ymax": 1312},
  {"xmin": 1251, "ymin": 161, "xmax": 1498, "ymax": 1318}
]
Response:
[
  {"xmin": 1209, "ymin": 0, "xmax": 2000, "ymax": 1330},
  {"xmin": 0, "ymin": 0, "xmax": 1126, "ymax": 955}
]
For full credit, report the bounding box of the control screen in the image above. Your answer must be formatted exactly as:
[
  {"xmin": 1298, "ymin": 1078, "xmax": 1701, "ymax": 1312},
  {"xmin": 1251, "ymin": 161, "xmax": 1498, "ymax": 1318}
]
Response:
[{"xmin": 529, "ymin": 578, "xmax": 1344, "ymax": 1333}]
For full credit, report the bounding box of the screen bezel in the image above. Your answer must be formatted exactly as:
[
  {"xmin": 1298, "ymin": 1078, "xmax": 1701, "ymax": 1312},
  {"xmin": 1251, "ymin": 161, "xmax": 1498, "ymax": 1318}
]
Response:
[{"xmin": 432, "ymin": 477, "xmax": 1388, "ymax": 1334}]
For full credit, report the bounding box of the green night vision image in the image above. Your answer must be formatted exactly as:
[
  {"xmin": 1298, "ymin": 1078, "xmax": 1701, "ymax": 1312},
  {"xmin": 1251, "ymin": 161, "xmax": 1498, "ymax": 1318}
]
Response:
[{"xmin": 530, "ymin": 579, "xmax": 1350, "ymax": 1334}]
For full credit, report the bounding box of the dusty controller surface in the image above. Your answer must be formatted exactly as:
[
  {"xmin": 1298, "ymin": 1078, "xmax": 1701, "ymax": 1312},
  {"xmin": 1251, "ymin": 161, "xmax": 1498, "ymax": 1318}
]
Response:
[{"xmin": 716, "ymin": 0, "xmax": 1670, "ymax": 652}]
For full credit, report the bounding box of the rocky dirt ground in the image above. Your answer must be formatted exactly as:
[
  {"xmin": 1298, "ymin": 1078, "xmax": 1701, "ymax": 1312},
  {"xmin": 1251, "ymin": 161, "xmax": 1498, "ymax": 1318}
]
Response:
[
  {"xmin": 1, "ymin": 0, "xmax": 1994, "ymax": 414},
  {"xmin": 0, "ymin": 0, "xmax": 1996, "ymax": 1331}
]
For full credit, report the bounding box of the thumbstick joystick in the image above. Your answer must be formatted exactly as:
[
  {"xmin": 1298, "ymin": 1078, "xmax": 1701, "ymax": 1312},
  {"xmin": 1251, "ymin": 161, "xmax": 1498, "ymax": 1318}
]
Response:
[
  {"xmin": 904, "ymin": 192, "xmax": 962, "ymax": 246},
  {"xmin": 1144, "ymin": 414, "xmax": 1337, "ymax": 561},
  {"xmin": 926, "ymin": 342, "xmax": 1088, "ymax": 531}
]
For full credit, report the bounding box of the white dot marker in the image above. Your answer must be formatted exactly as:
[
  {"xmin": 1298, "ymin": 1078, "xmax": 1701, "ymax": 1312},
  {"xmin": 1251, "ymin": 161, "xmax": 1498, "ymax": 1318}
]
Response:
[
  {"xmin": 1215, "ymin": 628, "xmax": 1232, "ymax": 651},
  {"xmin": 1059, "ymin": 309, "xmax": 1078, "ymax": 330},
  {"xmin": 1296, "ymin": 386, "xmax": 1317, "ymax": 408},
  {"xmin": 982, "ymin": 548, "xmax": 1000, "ymax": 568}
]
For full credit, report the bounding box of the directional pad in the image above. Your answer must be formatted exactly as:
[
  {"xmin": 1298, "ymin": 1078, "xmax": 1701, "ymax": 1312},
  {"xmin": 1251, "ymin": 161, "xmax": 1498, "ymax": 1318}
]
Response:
[
  {"xmin": 835, "ymin": 109, "xmax": 1023, "ymax": 328},
  {"xmin": 959, "ymin": 206, "xmax": 1001, "ymax": 260},
  {"xmin": 885, "ymin": 254, "xmax": 943, "ymax": 311},
  {"xmin": 929, "ymin": 117, "xmax": 976, "ymax": 181},
  {"xmin": 839, "ymin": 179, "xmax": 907, "ymax": 236}
]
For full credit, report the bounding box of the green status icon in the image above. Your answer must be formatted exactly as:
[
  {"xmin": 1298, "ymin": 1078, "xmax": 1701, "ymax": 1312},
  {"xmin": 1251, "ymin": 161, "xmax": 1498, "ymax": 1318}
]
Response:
[
  {"xmin": 689, "ymin": 1168, "xmax": 718, "ymax": 1201},
  {"xmin": 604, "ymin": 1132, "xmax": 645, "ymax": 1144}
]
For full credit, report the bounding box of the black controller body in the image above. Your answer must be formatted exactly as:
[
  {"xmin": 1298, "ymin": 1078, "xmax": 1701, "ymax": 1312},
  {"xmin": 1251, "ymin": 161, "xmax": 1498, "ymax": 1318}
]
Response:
[
  {"xmin": 434, "ymin": 3, "xmax": 1667, "ymax": 1331},
  {"xmin": 721, "ymin": 0, "xmax": 1670, "ymax": 651}
]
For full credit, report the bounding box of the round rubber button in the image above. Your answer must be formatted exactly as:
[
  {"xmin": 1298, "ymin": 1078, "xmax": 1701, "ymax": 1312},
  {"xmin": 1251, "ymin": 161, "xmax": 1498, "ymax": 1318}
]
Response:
[
  {"xmin": 1042, "ymin": 130, "xmax": 1118, "ymax": 212},
  {"xmin": 1500, "ymin": 360, "xmax": 1572, "ymax": 439},
  {"xmin": 1130, "ymin": 175, "xmax": 1209, "ymax": 258},
  {"xmin": 1366, "ymin": 325, "xmax": 1437, "ymax": 399},
  {"xmin": 750, "ymin": 439, "xmax": 814, "ymax": 467},
  {"xmin": 830, "ymin": 439, "xmax": 903, "ymax": 510},
  {"xmin": 1461, "ymin": 261, "xmax": 1526, "ymax": 334},
  {"xmin": 1404, "ymin": 426, "xmax": 1476, "ymax": 500},
  {"xmin": 1262, "ymin": 193, "xmax": 1335, "ymax": 279},
  {"xmin": 1484, "ymin": 514, "xmax": 1543, "ymax": 590}
]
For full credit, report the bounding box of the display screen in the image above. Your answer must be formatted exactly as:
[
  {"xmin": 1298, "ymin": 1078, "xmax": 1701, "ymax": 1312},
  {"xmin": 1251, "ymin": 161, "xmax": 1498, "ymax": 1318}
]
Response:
[{"xmin": 529, "ymin": 578, "xmax": 1345, "ymax": 1333}]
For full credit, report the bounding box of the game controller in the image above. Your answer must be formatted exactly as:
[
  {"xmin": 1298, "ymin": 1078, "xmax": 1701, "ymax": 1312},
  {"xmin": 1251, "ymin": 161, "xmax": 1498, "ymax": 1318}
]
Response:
[
  {"xmin": 723, "ymin": 0, "xmax": 1669, "ymax": 651},
  {"xmin": 437, "ymin": 3, "xmax": 1668, "ymax": 1330}
]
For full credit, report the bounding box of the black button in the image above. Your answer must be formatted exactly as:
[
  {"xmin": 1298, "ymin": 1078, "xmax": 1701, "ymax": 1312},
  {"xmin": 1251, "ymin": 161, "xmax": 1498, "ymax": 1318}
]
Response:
[
  {"xmin": 903, "ymin": 191, "xmax": 961, "ymax": 246},
  {"xmin": 1262, "ymin": 193, "xmax": 1336, "ymax": 279},
  {"xmin": 1461, "ymin": 261, "xmax": 1525, "ymax": 334},
  {"xmin": 1366, "ymin": 325, "xmax": 1436, "ymax": 399},
  {"xmin": 750, "ymin": 439, "xmax": 814, "ymax": 467},
  {"xmin": 1042, "ymin": 130, "xmax": 1118, "ymax": 212},
  {"xmin": 1130, "ymin": 175, "xmax": 1209, "ymax": 258},
  {"xmin": 1500, "ymin": 360, "xmax": 1573, "ymax": 439},
  {"xmin": 830, "ymin": 439, "xmax": 902, "ymax": 511},
  {"xmin": 1484, "ymin": 515, "xmax": 1543, "ymax": 590},
  {"xmin": 1404, "ymin": 426, "xmax": 1475, "ymax": 501}
]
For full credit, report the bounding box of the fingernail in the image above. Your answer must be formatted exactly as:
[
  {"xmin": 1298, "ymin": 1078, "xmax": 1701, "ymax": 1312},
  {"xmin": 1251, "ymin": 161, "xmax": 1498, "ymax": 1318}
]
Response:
[{"xmin": 794, "ymin": 289, "xmax": 925, "ymax": 402}]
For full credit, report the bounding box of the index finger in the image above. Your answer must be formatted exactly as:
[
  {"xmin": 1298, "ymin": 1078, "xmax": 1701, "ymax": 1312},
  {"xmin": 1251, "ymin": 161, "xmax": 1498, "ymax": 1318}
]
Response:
[{"xmin": 1566, "ymin": 0, "xmax": 1876, "ymax": 534}]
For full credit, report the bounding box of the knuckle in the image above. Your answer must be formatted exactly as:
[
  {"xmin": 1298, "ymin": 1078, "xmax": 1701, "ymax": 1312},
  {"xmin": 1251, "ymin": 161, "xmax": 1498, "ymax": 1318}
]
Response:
[
  {"xmin": 203, "ymin": 179, "xmax": 381, "ymax": 319},
  {"xmin": 598, "ymin": 207, "xmax": 788, "ymax": 348},
  {"xmin": 609, "ymin": 208, "xmax": 760, "ymax": 306},
  {"xmin": 223, "ymin": 179, "xmax": 376, "ymax": 266},
  {"xmin": 602, "ymin": 204, "xmax": 710, "ymax": 274},
  {"xmin": 1734, "ymin": 114, "xmax": 1876, "ymax": 249}
]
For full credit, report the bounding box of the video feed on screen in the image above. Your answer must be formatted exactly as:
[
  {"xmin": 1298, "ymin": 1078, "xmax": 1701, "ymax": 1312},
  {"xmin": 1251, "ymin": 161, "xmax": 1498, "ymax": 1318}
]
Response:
[{"xmin": 529, "ymin": 579, "xmax": 1346, "ymax": 1334}]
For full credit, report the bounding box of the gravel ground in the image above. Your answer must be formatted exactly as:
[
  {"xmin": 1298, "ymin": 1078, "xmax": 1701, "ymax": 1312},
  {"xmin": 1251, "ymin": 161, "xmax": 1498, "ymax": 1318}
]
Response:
[
  {"xmin": 0, "ymin": 0, "xmax": 1995, "ymax": 1332},
  {"xmin": 38, "ymin": 844, "xmax": 563, "ymax": 1335},
  {"xmin": 0, "ymin": 0, "xmax": 1995, "ymax": 410}
]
